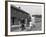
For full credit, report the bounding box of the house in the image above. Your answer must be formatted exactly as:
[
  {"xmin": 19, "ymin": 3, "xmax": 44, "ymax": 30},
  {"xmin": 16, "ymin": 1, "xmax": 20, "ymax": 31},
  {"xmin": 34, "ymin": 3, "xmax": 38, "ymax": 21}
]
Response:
[
  {"xmin": 31, "ymin": 15, "xmax": 42, "ymax": 31},
  {"xmin": 32, "ymin": 15, "xmax": 42, "ymax": 23},
  {"xmin": 11, "ymin": 5, "xmax": 31, "ymax": 28}
]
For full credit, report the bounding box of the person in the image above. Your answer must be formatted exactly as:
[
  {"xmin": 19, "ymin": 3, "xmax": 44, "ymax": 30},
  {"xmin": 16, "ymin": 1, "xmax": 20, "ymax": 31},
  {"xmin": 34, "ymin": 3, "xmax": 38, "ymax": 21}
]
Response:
[
  {"xmin": 20, "ymin": 18, "xmax": 25, "ymax": 31},
  {"xmin": 21, "ymin": 23, "xmax": 25, "ymax": 31}
]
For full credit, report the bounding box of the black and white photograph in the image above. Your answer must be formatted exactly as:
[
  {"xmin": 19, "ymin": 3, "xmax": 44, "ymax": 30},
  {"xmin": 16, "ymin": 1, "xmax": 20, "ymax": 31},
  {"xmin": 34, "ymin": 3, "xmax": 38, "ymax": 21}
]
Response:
[
  {"xmin": 6, "ymin": 1, "xmax": 45, "ymax": 35},
  {"xmin": 11, "ymin": 4, "xmax": 42, "ymax": 32}
]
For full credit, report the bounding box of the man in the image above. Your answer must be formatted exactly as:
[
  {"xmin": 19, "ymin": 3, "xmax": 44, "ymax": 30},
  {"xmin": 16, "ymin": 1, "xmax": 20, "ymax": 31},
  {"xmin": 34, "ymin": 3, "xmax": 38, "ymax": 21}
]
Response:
[{"xmin": 20, "ymin": 18, "xmax": 25, "ymax": 31}]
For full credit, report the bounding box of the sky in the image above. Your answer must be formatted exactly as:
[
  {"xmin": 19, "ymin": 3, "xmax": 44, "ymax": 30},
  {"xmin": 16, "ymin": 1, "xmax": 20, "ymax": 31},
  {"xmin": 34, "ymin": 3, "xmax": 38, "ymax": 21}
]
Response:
[{"xmin": 11, "ymin": 3, "xmax": 42, "ymax": 16}]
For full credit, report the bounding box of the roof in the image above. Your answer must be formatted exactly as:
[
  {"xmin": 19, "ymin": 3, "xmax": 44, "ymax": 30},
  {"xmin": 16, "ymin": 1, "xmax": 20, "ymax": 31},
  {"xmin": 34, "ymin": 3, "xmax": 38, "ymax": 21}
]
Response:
[
  {"xmin": 11, "ymin": 5, "xmax": 29, "ymax": 15},
  {"xmin": 11, "ymin": 5, "xmax": 31, "ymax": 21},
  {"xmin": 32, "ymin": 15, "xmax": 42, "ymax": 18}
]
